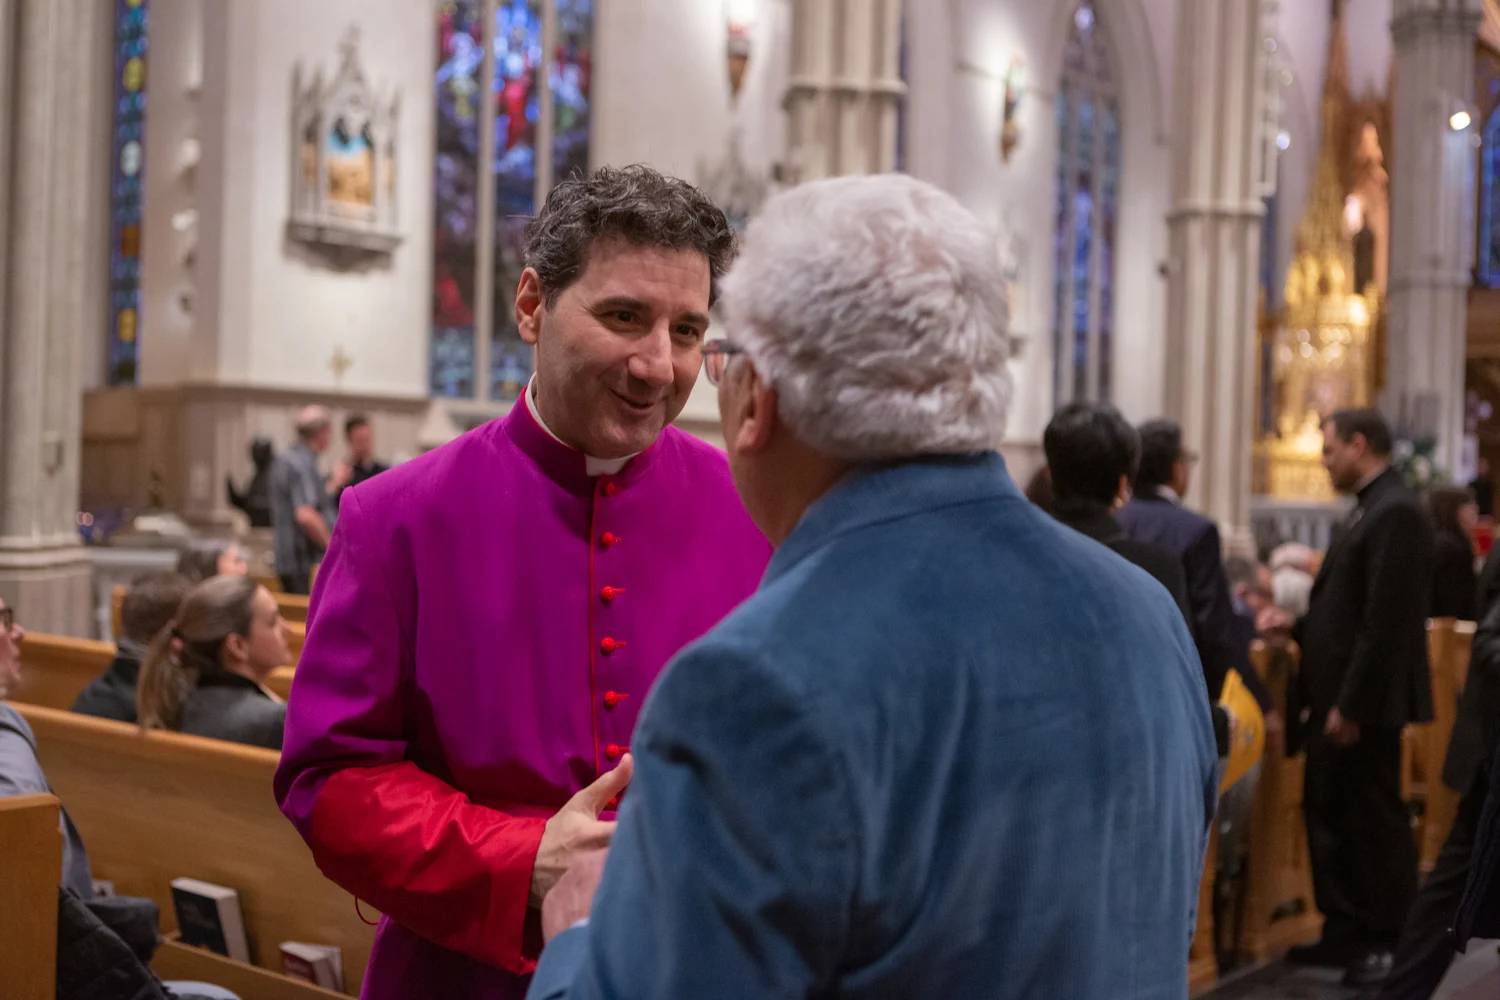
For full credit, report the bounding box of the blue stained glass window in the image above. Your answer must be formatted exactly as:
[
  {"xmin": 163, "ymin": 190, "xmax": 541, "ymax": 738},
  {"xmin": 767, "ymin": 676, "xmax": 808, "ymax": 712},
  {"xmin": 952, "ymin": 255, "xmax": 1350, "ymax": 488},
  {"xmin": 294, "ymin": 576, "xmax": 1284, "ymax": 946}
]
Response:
[
  {"xmin": 107, "ymin": 0, "xmax": 149, "ymax": 387},
  {"xmin": 432, "ymin": 0, "xmax": 484, "ymax": 397},
  {"xmin": 1051, "ymin": 1, "xmax": 1119, "ymax": 405},
  {"xmin": 1480, "ymin": 108, "xmax": 1500, "ymax": 287}
]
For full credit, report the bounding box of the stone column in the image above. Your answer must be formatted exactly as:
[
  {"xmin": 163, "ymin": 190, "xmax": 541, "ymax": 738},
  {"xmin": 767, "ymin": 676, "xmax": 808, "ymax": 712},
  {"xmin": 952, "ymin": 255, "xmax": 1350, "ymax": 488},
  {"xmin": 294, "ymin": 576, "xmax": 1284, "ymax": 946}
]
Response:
[
  {"xmin": 0, "ymin": 0, "xmax": 110, "ymax": 635},
  {"xmin": 1385, "ymin": 0, "xmax": 1483, "ymax": 472},
  {"xmin": 1163, "ymin": 0, "xmax": 1275, "ymax": 537},
  {"xmin": 784, "ymin": 0, "xmax": 905, "ymax": 180}
]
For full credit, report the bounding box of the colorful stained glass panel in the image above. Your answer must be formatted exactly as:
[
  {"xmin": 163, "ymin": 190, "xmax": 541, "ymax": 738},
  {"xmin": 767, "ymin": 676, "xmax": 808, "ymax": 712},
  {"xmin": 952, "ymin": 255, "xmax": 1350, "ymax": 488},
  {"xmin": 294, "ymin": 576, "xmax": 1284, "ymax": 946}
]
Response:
[
  {"xmin": 107, "ymin": 0, "xmax": 149, "ymax": 387},
  {"xmin": 1050, "ymin": 1, "xmax": 1119, "ymax": 405},
  {"xmin": 431, "ymin": 0, "xmax": 484, "ymax": 397}
]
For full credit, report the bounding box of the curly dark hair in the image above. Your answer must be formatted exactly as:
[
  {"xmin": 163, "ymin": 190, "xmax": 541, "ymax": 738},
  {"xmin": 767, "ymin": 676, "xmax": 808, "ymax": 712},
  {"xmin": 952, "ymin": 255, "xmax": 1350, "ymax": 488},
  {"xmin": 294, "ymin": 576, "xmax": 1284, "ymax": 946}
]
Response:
[{"xmin": 524, "ymin": 164, "xmax": 736, "ymax": 307}]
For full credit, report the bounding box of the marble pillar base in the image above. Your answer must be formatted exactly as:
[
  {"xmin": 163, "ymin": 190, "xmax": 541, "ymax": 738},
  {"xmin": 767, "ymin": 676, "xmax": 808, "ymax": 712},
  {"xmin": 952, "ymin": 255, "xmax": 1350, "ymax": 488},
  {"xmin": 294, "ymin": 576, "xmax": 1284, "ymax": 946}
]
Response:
[{"xmin": 0, "ymin": 542, "xmax": 93, "ymax": 637}]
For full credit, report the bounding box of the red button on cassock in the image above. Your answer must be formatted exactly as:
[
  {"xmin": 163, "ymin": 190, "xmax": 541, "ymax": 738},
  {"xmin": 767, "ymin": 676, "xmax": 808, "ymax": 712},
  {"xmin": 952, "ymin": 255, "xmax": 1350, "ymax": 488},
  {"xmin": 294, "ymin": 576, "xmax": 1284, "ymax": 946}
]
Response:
[
  {"xmin": 599, "ymin": 531, "xmax": 620, "ymax": 548},
  {"xmin": 602, "ymin": 480, "xmax": 620, "ymax": 497},
  {"xmin": 600, "ymin": 585, "xmax": 624, "ymax": 603},
  {"xmin": 603, "ymin": 690, "xmax": 628, "ymax": 710},
  {"xmin": 605, "ymin": 743, "xmax": 628, "ymax": 761},
  {"xmin": 600, "ymin": 637, "xmax": 627, "ymax": 655}
]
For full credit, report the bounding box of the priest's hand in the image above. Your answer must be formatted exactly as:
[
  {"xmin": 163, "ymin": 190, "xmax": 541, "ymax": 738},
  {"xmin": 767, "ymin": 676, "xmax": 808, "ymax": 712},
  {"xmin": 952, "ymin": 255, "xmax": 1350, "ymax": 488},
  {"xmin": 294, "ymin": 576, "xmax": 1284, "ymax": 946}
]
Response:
[
  {"xmin": 1324, "ymin": 707, "xmax": 1361, "ymax": 747},
  {"xmin": 541, "ymin": 847, "xmax": 609, "ymax": 944},
  {"xmin": 530, "ymin": 754, "xmax": 633, "ymax": 909}
]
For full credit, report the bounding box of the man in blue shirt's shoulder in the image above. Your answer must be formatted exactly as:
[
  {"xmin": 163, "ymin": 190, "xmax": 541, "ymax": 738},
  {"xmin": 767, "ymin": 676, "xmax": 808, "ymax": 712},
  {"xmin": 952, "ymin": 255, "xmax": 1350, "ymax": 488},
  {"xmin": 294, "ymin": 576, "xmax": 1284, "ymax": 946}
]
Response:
[{"xmin": 527, "ymin": 173, "xmax": 1218, "ymax": 1000}]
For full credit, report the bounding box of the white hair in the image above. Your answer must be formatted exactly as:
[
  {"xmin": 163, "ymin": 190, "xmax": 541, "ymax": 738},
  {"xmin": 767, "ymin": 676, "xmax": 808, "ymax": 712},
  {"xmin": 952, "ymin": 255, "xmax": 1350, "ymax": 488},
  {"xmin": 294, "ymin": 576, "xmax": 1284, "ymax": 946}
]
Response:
[
  {"xmin": 720, "ymin": 173, "xmax": 1012, "ymax": 461},
  {"xmin": 1272, "ymin": 566, "xmax": 1314, "ymax": 618}
]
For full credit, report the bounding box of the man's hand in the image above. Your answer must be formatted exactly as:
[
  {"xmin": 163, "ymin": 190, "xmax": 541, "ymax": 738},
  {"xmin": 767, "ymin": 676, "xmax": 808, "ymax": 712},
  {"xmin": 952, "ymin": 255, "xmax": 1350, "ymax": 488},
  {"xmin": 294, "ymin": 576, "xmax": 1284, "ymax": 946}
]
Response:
[
  {"xmin": 1324, "ymin": 707, "xmax": 1361, "ymax": 747},
  {"xmin": 329, "ymin": 460, "xmax": 354, "ymax": 493},
  {"xmin": 541, "ymin": 847, "xmax": 609, "ymax": 944},
  {"xmin": 530, "ymin": 755, "xmax": 633, "ymax": 909}
]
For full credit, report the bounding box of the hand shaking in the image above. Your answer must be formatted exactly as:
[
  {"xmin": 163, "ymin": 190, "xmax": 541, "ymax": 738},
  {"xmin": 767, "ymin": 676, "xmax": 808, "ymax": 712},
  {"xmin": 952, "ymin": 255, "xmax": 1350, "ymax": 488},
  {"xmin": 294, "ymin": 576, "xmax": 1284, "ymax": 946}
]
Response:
[{"xmin": 530, "ymin": 754, "xmax": 633, "ymax": 910}]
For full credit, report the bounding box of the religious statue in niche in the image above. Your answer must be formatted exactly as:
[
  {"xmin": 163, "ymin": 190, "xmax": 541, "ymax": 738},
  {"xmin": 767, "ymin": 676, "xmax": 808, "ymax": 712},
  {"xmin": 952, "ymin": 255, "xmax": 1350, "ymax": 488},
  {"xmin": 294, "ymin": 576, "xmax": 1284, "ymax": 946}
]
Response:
[{"xmin": 289, "ymin": 27, "xmax": 402, "ymax": 255}]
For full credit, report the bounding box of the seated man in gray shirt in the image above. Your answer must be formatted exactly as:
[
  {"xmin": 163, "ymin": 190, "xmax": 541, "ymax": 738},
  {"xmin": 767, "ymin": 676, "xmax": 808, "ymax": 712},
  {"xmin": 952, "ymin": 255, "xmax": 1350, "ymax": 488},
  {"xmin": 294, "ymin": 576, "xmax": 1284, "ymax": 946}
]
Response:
[{"xmin": 269, "ymin": 406, "xmax": 337, "ymax": 595}]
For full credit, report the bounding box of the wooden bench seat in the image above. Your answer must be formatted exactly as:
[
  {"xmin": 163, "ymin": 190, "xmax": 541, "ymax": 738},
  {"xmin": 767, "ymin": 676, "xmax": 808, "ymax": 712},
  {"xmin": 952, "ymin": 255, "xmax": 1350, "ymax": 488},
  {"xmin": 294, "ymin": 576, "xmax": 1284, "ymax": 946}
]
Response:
[
  {"xmin": 18, "ymin": 630, "xmax": 297, "ymax": 711},
  {"xmin": 12, "ymin": 632, "xmax": 116, "ymax": 713},
  {"xmin": 0, "ymin": 793, "xmax": 62, "ymax": 1000},
  {"xmin": 12, "ymin": 703, "xmax": 374, "ymax": 994},
  {"xmin": 112, "ymin": 585, "xmax": 307, "ymax": 663}
]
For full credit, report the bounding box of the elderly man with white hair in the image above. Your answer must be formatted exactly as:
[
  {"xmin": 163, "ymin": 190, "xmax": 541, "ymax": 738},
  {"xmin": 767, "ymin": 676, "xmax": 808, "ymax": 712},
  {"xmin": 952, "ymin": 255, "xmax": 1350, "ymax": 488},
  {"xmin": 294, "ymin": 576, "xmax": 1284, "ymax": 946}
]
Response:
[
  {"xmin": 526, "ymin": 174, "xmax": 1217, "ymax": 1000},
  {"xmin": 268, "ymin": 404, "xmax": 336, "ymax": 594}
]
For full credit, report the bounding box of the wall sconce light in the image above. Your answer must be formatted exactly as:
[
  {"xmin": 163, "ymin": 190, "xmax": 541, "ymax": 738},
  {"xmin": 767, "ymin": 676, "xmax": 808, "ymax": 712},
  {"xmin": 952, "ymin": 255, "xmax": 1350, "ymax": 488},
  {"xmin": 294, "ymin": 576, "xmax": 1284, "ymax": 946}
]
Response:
[
  {"xmin": 1000, "ymin": 56, "xmax": 1026, "ymax": 163},
  {"xmin": 725, "ymin": 0, "xmax": 756, "ymax": 103}
]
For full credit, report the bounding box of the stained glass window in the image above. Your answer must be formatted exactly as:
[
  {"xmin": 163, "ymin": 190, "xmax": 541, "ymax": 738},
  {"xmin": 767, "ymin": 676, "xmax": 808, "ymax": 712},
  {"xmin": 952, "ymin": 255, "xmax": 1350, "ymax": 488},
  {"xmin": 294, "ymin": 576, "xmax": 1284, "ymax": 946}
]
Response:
[
  {"xmin": 107, "ymin": 0, "xmax": 149, "ymax": 387},
  {"xmin": 1480, "ymin": 106, "xmax": 1500, "ymax": 288},
  {"xmin": 432, "ymin": 0, "xmax": 594, "ymax": 403},
  {"xmin": 432, "ymin": 0, "xmax": 484, "ymax": 397},
  {"xmin": 1051, "ymin": 1, "xmax": 1120, "ymax": 405}
]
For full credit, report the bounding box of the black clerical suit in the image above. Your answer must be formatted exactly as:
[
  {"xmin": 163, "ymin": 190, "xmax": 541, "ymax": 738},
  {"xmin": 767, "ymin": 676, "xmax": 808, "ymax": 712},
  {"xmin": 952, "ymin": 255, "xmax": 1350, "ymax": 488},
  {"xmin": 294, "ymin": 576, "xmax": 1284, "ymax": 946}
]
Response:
[{"xmin": 1297, "ymin": 467, "xmax": 1434, "ymax": 952}]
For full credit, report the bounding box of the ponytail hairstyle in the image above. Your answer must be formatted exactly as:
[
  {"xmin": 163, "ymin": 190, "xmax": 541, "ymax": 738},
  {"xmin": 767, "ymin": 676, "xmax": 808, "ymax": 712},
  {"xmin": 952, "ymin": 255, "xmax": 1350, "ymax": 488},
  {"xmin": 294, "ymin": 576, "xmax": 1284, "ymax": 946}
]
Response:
[{"xmin": 137, "ymin": 575, "xmax": 258, "ymax": 731}]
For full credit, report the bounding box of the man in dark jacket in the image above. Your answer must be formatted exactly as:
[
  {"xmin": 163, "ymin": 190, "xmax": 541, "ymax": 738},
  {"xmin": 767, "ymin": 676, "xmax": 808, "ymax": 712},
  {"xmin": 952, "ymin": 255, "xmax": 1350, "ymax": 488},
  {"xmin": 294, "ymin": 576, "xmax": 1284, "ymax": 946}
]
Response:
[
  {"xmin": 1370, "ymin": 579, "xmax": 1500, "ymax": 998},
  {"xmin": 72, "ymin": 572, "xmax": 190, "ymax": 723},
  {"xmin": 1043, "ymin": 404, "xmax": 1227, "ymax": 757},
  {"xmin": 1043, "ymin": 403, "xmax": 1193, "ymax": 625},
  {"xmin": 1119, "ymin": 419, "xmax": 1242, "ymax": 705},
  {"xmin": 1287, "ymin": 408, "xmax": 1435, "ymax": 988}
]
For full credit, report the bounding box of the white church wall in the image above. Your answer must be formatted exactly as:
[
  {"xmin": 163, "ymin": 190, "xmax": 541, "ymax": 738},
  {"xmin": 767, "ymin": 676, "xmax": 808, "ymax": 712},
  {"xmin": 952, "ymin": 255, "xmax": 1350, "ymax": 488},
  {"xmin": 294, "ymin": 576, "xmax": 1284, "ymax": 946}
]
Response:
[
  {"xmin": 904, "ymin": 0, "xmax": 1174, "ymax": 448},
  {"xmin": 141, "ymin": 0, "xmax": 433, "ymax": 398},
  {"xmin": 221, "ymin": 0, "xmax": 434, "ymax": 399},
  {"xmin": 592, "ymin": 0, "xmax": 792, "ymax": 433}
]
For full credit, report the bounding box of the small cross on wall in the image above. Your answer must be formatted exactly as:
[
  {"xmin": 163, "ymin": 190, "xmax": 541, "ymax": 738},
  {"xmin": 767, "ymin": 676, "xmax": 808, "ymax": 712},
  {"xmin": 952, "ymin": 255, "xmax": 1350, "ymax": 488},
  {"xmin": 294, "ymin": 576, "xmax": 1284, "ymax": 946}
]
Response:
[{"xmin": 329, "ymin": 344, "xmax": 353, "ymax": 385}]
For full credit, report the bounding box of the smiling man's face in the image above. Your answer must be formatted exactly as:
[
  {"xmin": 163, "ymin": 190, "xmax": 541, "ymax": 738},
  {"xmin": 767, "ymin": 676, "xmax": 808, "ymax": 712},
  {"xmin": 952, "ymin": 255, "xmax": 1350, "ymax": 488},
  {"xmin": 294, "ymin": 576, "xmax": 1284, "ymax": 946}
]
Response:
[{"xmin": 519, "ymin": 236, "xmax": 711, "ymax": 459}]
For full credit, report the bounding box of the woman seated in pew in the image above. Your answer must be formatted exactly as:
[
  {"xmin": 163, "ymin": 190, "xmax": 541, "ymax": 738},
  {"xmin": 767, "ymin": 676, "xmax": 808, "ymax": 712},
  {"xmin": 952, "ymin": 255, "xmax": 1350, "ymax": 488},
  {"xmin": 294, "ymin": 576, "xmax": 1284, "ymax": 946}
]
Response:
[
  {"xmin": 175, "ymin": 539, "xmax": 250, "ymax": 583},
  {"xmin": 137, "ymin": 576, "xmax": 290, "ymax": 750},
  {"xmin": 2, "ymin": 596, "xmax": 244, "ymax": 1000}
]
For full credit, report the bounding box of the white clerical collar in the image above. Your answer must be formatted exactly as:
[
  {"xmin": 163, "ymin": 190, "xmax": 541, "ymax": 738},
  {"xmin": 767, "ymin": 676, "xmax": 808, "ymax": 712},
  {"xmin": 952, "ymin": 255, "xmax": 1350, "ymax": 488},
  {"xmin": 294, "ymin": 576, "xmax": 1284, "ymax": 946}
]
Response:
[
  {"xmin": 525, "ymin": 377, "xmax": 634, "ymax": 477},
  {"xmin": 1152, "ymin": 485, "xmax": 1182, "ymax": 505}
]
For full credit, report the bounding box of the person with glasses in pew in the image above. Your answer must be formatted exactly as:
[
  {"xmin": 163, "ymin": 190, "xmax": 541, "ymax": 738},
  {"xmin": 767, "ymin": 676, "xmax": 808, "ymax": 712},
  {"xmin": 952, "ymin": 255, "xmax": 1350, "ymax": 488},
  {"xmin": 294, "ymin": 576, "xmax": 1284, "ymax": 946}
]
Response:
[{"xmin": 0, "ymin": 598, "xmax": 241, "ymax": 1000}]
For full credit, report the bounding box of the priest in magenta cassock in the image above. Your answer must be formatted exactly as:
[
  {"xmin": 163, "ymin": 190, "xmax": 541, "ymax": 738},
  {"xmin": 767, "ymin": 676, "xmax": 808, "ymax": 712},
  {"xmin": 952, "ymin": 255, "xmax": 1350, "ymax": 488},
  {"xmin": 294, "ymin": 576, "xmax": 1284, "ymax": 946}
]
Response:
[{"xmin": 274, "ymin": 166, "xmax": 770, "ymax": 1000}]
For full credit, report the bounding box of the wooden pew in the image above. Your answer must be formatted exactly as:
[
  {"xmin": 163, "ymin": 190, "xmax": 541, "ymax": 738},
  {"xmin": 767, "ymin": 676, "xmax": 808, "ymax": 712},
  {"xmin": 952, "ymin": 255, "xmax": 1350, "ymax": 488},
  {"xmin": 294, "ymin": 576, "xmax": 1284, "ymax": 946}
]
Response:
[
  {"xmin": 1189, "ymin": 825, "xmax": 1220, "ymax": 994},
  {"xmin": 1407, "ymin": 619, "xmax": 1475, "ymax": 873},
  {"xmin": 13, "ymin": 703, "xmax": 375, "ymax": 994},
  {"xmin": 113, "ymin": 582, "xmax": 310, "ymax": 643},
  {"xmin": 277, "ymin": 593, "xmax": 311, "ymax": 624},
  {"xmin": 154, "ymin": 937, "xmax": 345, "ymax": 999},
  {"xmin": 1240, "ymin": 640, "xmax": 1323, "ymax": 961},
  {"xmin": 286, "ymin": 619, "xmax": 306, "ymax": 663},
  {"xmin": 0, "ymin": 794, "xmax": 62, "ymax": 1000},
  {"xmin": 13, "ymin": 632, "xmax": 116, "ymax": 712}
]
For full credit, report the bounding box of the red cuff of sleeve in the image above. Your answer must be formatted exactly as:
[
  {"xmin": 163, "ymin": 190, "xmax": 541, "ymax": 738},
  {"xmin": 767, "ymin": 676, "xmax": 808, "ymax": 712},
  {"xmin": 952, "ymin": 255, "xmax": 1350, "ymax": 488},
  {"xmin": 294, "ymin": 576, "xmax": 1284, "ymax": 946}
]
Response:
[{"xmin": 307, "ymin": 762, "xmax": 548, "ymax": 973}]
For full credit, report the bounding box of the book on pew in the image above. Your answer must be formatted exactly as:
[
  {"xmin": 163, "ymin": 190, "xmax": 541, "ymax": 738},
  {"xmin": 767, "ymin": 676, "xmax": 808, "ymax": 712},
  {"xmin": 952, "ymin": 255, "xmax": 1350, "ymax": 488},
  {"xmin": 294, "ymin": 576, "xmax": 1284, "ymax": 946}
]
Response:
[
  {"xmin": 169, "ymin": 877, "xmax": 250, "ymax": 963},
  {"xmin": 280, "ymin": 941, "xmax": 344, "ymax": 990}
]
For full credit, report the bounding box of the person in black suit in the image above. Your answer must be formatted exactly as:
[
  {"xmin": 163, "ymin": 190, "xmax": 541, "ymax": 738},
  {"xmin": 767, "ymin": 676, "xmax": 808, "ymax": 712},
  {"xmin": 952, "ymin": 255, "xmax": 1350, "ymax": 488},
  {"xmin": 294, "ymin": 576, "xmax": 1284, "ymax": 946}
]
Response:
[
  {"xmin": 1424, "ymin": 486, "xmax": 1478, "ymax": 621},
  {"xmin": 1042, "ymin": 404, "xmax": 1193, "ymax": 627},
  {"xmin": 1119, "ymin": 421, "xmax": 1243, "ymax": 706},
  {"xmin": 1279, "ymin": 408, "xmax": 1435, "ymax": 988},
  {"xmin": 1369, "ymin": 588, "xmax": 1500, "ymax": 999}
]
